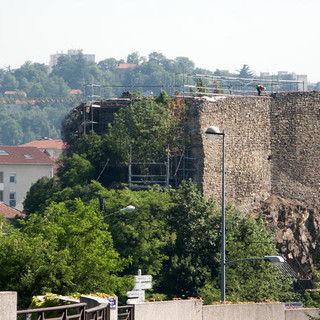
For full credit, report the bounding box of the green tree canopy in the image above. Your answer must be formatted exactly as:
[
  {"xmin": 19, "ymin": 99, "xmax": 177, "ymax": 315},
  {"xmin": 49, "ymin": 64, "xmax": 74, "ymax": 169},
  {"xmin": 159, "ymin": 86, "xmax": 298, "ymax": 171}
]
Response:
[
  {"xmin": 237, "ymin": 64, "xmax": 254, "ymax": 78},
  {"xmin": 106, "ymin": 97, "xmax": 177, "ymax": 165},
  {"xmin": 0, "ymin": 200, "xmax": 131, "ymax": 308}
]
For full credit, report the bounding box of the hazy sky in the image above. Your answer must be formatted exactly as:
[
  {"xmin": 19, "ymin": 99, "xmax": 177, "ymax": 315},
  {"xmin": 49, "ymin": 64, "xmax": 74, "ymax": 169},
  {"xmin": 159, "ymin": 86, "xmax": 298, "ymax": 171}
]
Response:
[{"xmin": 1, "ymin": 0, "xmax": 320, "ymax": 82}]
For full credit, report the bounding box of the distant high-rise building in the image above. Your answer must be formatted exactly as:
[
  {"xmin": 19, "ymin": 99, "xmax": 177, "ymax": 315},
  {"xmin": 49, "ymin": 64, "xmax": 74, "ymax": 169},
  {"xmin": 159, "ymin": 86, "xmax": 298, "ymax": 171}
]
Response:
[{"xmin": 49, "ymin": 49, "xmax": 95, "ymax": 72}]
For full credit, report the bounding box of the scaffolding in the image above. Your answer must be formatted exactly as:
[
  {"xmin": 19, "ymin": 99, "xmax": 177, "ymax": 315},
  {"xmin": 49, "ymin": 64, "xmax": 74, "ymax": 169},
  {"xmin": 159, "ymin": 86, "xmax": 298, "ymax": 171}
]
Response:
[
  {"xmin": 128, "ymin": 146, "xmax": 170, "ymax": 190},
  {"xmin": 175, "ymin": 73, "xmax": 306, "ymax": 96},
  {"xmin": 80, "ymin": 74, "xmax": 306, "ymax": 190}
]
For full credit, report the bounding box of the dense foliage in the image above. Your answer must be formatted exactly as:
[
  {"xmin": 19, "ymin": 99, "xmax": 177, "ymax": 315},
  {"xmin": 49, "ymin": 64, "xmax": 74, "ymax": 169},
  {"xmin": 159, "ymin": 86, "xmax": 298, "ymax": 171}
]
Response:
[
  {"xmin": 0, "ymin": 52, "xmax": 252, "ymax": 145},
  {"xmin": 21, "ymin": 177, "xmax": 295, "ymax": 306},
  {"xmin": 0, "ymin": 200, "xmax": 131, "ymax": 308},
  {"xmin": 59, "ymin": 93, "xmax": 178, "ymax": 187}
]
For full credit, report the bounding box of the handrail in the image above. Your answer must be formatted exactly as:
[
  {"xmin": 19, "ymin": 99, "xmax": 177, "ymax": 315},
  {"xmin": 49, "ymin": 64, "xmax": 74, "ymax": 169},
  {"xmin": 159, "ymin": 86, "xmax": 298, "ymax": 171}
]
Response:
[
  {"xmin": 17, "ymin": 301, "xmax": 110, "ymax": 320},
  {"xmin": 17, "ymin": 302, "xmax": 87, "ymax": 315},
  {"xmin": 85, "ymin": 302, "xmax": 110, "ymax": 320},
  {"xmin": 85, "ymin": 302, "xmax": 109, "ymax": 313},
  {"xmin": 118, "ymin": 305, "xmax": 134, "ymax": 320}
]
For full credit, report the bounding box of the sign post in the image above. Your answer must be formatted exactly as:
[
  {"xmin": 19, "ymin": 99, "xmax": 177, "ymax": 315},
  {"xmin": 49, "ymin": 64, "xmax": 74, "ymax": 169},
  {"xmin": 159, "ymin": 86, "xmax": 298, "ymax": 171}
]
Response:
[{"xmin": 126, "ymin": 269, "xmax": 153, "ymax": 304}]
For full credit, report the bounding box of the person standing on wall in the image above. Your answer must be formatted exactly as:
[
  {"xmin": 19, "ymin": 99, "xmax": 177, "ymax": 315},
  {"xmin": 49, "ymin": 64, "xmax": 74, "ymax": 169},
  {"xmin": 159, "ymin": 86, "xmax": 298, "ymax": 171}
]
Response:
[{"xmin": 256, "ymin": 85, "xmax": 266, "ymax": 96}]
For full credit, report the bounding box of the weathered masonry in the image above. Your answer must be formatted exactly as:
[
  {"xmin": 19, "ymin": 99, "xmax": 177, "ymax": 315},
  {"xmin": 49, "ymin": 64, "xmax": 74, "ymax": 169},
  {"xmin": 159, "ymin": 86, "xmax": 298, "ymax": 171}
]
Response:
[{"xmin": 187, "ymin": 91, "xmax": 320, "ymax": 213}]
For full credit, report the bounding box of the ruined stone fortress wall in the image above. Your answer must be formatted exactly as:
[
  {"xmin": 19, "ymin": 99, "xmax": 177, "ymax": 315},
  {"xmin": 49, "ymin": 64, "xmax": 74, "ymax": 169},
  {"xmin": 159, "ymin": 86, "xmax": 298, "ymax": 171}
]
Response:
[{"xmin": 187, "ymin": 92, "xmax": 320, "ymax": 213}]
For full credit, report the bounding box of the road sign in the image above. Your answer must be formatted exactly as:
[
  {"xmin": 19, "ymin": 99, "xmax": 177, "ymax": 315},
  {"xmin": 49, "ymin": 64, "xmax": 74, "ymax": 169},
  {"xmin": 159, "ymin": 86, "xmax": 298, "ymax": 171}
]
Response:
[
  {"xmin": 126, "ymin": 290, "xmax": 145, "ymax": 299},
  {"xmin": 127, "ymin": 298, "xmax": 144, "ymax": 304},
  {"xmin": 134, "ymin": 282, "xmax": 152, "ymax": 290},
  {"xmin": 134, "ymin": 275, "xmax": 153, "ymax": 282}
]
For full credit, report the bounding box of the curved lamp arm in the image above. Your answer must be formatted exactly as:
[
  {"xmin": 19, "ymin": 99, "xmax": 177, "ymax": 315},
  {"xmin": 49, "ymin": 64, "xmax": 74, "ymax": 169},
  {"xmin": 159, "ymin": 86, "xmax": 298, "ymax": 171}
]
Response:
[
  {"xmin": 103, "ymin": 205, "xmax": 136, "ymax": 220},
  {"xmin": 226, "ymin": 256, "xmax": 284, "ymax": 267}
]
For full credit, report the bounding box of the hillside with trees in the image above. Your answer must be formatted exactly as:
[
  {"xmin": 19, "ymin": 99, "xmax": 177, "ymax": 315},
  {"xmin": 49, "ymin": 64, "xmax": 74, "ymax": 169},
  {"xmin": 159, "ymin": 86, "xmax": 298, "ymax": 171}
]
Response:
[{"xmin": 0, "ymin": 52, "xmax": 253, "ymax": 145}]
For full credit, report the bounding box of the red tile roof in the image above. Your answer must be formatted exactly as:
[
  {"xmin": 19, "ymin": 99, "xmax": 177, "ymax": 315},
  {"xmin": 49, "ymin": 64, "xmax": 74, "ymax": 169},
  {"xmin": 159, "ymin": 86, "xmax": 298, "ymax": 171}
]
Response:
[
  {"xmin": 0, "ymin": 146, "xmax": 54, "ymax": 164},
  {"xmin": 0, "ymin": 202, "xmax": 26, "ymax": 218},
  {"xmin": 116, "ymin": 63, "xmax": 137, "ymax": 69},
  {"xmin": 69, "ymin": 89, "xmax": 83, "ymax": 95},
  {"xmin": 20, "ymin": 139, "xmax": 65, "ymax": 150},
  {"xmin": 4, "ymin": 91, "xmax": 17, "ymax": 95}
]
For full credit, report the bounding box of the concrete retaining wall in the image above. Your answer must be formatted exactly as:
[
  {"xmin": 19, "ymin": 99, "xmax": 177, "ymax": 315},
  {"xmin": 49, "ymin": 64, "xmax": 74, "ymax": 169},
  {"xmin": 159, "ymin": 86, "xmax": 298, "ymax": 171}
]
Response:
[
  {"xmin": 286, "ymin": 308, "xmax": 320, "ymax": 320},
  {"xmin": 203, "ymin": 302, "xmax": 285, "ymax": 320},
  {"xmin": 134, "ymin": 299, "xmax": 202, "ymax": 320},
  {"xmin": 0, "ymin": 291, "xmax": 17, "ymax": 320},
  {"xmin": 133, "ymin": 300, "xmax": 320, "ymax": 320}
]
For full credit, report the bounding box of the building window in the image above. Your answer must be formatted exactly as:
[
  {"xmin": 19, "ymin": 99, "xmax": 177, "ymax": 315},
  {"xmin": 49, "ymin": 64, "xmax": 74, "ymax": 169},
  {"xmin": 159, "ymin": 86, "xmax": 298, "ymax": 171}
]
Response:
[
  {"xmin": 9, "ymin": 173, "xmax": 16, "ymax": 183},
  {"xmin": 9, "ymin": 192, "xmax": 16, "ymax": 207},
  {"xmin": 0, "ymin": 191, "xmax": 3, "ymax": 202},
  {"xmin": 0, "ymin": 172, "xmax": 3, "ymax": 183},
  {"xmin": 0, "ymin": 150, "xmax": 8, "ymax": 155}
]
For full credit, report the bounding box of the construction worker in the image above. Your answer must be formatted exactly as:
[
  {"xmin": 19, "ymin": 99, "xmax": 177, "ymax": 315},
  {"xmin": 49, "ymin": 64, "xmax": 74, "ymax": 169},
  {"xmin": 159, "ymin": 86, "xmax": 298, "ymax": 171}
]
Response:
[{"xmin": 256, "ymin": 85, "xmax": 265, "ymax": 96}]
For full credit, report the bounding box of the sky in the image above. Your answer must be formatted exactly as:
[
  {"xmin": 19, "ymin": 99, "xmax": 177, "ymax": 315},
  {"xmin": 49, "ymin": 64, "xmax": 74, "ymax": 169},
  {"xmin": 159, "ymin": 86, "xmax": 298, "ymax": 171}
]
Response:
[{"xmin": 1, "ymin": 0, "xmax": 320, "ymax": 82}]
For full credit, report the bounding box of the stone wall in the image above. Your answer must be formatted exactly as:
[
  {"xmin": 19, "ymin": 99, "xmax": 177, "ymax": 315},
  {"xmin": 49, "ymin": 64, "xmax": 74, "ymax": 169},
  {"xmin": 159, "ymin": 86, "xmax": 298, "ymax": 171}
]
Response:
[
  {"xmin": 187, "ymin": 92, "xmax": 320, "ymax": 277},
  {"xmin": 270, "ymin": 91, "xmax": 320, "ymax": 206},
  {"xmin": 188, "ymin": 92, "xmax": 320, "ymax": 213},
  {"xmin": 188, "ymin": 95, "xmax": 272, "ymax": 213}
]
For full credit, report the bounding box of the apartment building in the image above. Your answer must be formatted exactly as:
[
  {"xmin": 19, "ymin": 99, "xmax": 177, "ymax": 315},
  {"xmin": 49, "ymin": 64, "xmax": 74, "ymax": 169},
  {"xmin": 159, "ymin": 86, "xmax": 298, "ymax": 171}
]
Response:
[{"xmin": 0, "ymin": 146, "xmax": 54, "ymax": 211}]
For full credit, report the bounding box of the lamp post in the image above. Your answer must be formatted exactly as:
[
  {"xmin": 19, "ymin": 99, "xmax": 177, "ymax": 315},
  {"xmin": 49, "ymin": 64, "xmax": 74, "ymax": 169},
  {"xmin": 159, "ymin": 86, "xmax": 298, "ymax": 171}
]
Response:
[
  {"xmin": 205, "ymin": 126, "xmax": 226, "ymax": 302},
  {"xmin": 205, "ymin": 126, "xmax": 285, "ymax": 302}
]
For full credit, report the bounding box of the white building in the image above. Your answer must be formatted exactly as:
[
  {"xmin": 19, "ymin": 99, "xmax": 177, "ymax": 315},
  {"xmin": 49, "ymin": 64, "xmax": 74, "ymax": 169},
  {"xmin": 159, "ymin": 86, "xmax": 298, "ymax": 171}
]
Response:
[
  {"xmin": 49, "ymin": 49, "xmax": 95, "ymax": 72},
  {"xmin": 0, "ymin": 146, "xmax": 54, "ymax": 211}
]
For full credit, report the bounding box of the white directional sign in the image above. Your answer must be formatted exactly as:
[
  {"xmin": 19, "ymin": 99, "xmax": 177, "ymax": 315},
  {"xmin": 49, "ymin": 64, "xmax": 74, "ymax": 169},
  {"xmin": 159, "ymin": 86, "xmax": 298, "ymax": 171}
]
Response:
[
  {"xmin": 134, "ymin": 282, "xmax": 152, "ymax": 290},
  {"xmin": 134, "ymin": 275, "xmax": 153, "ymax": 282},
  {"xmin": 126, "ymin": 290, "xmax": 145, "ymax": 299},
  {"xmin": 127, "ymin": 298, "xmax": 144, "ymax": 304}
]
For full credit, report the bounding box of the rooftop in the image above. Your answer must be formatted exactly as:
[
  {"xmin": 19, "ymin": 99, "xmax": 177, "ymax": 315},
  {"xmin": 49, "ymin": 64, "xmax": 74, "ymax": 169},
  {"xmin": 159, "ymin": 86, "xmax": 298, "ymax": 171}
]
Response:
[
  {"xmin": 0, "ymin": 202, "xmax": 26, "ymax": 219},
  {"xmin": 20, "ymin": 139, "xmax": 65, "ymax": 150},
  {"xmin": 0, "ymin": 146, "xmax": 54, "ymax": 164},
  {"xmin": 116, "ymin": 63, "xmax": 137, "ymax": 69}
]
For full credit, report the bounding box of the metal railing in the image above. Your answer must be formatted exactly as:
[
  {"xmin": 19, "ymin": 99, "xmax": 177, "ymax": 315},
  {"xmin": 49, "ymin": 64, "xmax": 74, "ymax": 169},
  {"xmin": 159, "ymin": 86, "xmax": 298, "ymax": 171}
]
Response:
[
  {"xmin": 118, "ymin": 305, "xmax": 134, "ymax": 320},
  {"xmin": 17, "ymin": 302, "xmax": 110, "ymax": 320}
]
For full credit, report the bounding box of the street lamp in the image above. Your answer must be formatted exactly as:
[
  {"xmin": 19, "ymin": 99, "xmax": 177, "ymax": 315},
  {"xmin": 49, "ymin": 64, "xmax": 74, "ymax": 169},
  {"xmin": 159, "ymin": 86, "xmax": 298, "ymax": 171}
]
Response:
[
  {"xmin": 205, "ymin": 126, "xmax": 226, "ymax": 302},
  {"xmin": 205, "ymin": 126, "xmax": 285, "ymax": 302},
  {"xmin": 104, "ymin": 205, "xmax": 136, "ymax": 219},
  {"xmin": 226, "ymin": 256, "xmax": 285, "ymax": 267}
]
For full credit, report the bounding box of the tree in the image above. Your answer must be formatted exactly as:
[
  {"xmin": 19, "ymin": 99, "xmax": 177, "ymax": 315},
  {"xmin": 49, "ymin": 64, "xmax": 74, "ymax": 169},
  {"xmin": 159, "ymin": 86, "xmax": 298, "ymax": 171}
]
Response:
[
  {"xmin": 161, "ymin": 180, "xmax": 220, "ymax": 298},
  {"xmin": 196, "ymin": 78, "xmax": 208, "ymax": 93},
  {"xmin": 23, "ymin": 177, "xmax": 60, "ymax": 215},
  {"xmin": 1, "ymin": 73, "xmax": 19, "ymax": 92},
  {"xmin": 0, "ymin": 200, "xmax": 131, "ymax": 308},
  {"xmin": 106, "ymin": 97, "xmax": 177, "ymax": 166},
  {"xmin": 237, "ymin": 64, "xmax": 254, "ymax": 78},
  {"xmin": 161, "ymin": 180, "xmax": 294, "ymax": 302},
  {"xmin": 97, "ymin": 58, "xmax": 118, "ymax": 72},
  {"xmin": 148, "ymin": 52, "xmax": 167, "ymax": 65},
  {"xmin": 0, "ymin": 115, "xmax": 23, "ymax": 145},
  {"xmin": 52, "ymin": 54, "xmax": 103, "ymax": 89},
  {"xmin": 222, "ymin": 209, "xmax": 294, "ymax": 303},
  {"xmin": 101, "ymin": 188, "xmax": 173, "ymax": 277},
  {"xmin": 174, "ymin": 57, "xmax": 195, "ymax": 74},
  {"xmin": 57, "ymin": 154, "xmax": 95, "ymax": 188},
  {"xmin": 126, "ymin": 52, "xmax": 142, "ymax": 64}
]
